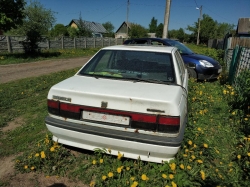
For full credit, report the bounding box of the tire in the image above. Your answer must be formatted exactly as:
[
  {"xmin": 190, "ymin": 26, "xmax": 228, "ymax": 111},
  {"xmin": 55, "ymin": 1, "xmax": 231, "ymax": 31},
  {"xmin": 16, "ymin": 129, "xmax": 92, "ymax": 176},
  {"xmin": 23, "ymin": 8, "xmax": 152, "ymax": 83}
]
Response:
[{"xmin": 187, "ymin": 68, "xmax": 197, "ymax": 79}]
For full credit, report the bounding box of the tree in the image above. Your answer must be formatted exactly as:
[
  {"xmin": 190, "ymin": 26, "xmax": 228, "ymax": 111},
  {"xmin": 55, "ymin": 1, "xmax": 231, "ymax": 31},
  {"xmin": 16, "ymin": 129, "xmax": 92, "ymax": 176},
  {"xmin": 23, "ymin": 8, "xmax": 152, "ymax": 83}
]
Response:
[
  {"xmin": 149, "ymin": 17, "xmax": 158, "ymax": 33},
  {"xmin": 155, "ymin": 23, "xmax": 163, "ymax": 38},
  {"xmin": 7, "ymin": 1, "xmax": 56, "ymax": 51},
  {"xmin": 0, "ymin": 0, "xmax": 26, "ymax": 31},
  {"xmin": 128, "ymin": 23, "xmax": 148, "ymax": 38},
  {"xmin": 49, "ymin": 24, "xmax": 68, "ymax": 37},
  {"xmin": 77, "ymin": 14, "xmax": 92, "ymax": 37},
  {"xmin": 102, "ymin": 21, "xmax": 115, "ymax": 37}
]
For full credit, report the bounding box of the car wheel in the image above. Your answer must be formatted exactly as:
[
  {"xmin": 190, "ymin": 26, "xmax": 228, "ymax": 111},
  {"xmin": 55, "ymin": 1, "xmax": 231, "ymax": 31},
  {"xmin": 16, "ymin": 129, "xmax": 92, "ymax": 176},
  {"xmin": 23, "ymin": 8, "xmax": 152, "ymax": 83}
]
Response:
[{"xmin": 187, "ymin": 68, "xmax": 197, "ymax": 79}]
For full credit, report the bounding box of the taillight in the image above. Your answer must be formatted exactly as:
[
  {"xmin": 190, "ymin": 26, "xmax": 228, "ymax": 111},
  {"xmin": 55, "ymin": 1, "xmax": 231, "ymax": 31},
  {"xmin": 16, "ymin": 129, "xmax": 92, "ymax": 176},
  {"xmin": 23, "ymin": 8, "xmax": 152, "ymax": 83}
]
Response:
[
  {"xmin": 47, "ymin": 100, "xmax": 180, "ymax": 133},
  {"xmin": 48, "ymin": 100, "xmax": 60, "ymax": 115}
]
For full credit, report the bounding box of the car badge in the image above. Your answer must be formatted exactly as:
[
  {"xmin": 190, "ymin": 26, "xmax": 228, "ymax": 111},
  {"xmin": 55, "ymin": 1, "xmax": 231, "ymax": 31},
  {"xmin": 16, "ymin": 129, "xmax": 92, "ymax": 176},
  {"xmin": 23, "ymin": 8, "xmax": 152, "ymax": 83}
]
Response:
[{"xmin": 101, "ymin": 101, "xmax": 108, "ymax": 108}]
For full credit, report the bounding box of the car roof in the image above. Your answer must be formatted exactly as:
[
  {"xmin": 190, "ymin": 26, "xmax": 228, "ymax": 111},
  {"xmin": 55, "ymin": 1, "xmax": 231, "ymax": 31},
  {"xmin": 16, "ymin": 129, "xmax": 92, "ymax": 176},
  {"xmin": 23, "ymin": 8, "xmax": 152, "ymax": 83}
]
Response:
[{"xmin": 102, "ymin": 45, "xmax": 176, "ymax": 53}]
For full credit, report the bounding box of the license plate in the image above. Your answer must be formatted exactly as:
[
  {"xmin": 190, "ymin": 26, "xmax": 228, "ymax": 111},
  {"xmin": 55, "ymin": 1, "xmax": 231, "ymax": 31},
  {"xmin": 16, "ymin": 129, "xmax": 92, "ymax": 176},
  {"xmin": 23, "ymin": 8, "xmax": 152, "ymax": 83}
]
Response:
[{"xmin": 82, "ymin": 111, "xmax": 130, "ymax": 125}]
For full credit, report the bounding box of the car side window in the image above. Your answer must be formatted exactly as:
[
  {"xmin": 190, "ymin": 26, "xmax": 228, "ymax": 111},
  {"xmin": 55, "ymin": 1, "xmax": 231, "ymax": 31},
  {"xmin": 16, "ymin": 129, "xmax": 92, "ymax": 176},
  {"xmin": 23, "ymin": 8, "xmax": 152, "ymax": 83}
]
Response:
[{"xmin": 175, "ymin": 51, "xmax": 185, "ymax": 84}]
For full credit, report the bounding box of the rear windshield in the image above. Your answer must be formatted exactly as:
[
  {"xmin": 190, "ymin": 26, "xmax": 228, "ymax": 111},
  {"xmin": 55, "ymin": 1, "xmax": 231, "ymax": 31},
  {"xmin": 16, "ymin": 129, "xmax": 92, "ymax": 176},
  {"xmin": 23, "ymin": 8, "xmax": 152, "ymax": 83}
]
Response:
[{"xmin": 78, "ymin": 49, "xmax": 175, "ymax": 83}]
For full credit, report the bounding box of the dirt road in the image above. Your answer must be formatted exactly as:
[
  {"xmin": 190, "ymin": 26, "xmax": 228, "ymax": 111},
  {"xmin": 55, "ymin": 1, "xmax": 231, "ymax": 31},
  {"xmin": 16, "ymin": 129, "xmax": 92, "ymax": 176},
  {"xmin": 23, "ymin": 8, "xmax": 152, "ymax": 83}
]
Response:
[{"xmin": 0, "ymin": 57, "xmax": 90, "ymax": 84}]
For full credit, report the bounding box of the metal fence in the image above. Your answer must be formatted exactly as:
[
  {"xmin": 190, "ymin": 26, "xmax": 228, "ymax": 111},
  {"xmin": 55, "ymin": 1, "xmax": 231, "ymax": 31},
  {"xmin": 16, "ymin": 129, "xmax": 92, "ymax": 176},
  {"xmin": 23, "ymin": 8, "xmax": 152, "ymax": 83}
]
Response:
[
  {"xmin": 0, "ymin": 35, "xmax": 126, "ymax": 53},
  {"xmin": 225, "ymin": 46, "xmax": 250, "ymax": 85}
]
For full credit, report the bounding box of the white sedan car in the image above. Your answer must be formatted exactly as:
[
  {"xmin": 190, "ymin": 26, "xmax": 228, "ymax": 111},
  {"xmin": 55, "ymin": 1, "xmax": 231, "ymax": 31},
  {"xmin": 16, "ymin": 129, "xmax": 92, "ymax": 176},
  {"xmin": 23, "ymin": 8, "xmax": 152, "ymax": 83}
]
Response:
[{"xmin": 45, "ymin": 45, "xmax": 188, "ymax": 163}]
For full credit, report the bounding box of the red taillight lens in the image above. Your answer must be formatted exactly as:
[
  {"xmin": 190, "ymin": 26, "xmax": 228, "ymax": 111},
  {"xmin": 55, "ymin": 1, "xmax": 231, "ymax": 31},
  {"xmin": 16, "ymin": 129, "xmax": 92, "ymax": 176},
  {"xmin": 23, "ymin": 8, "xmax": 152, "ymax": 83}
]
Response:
[
  {"xmin": 60, "ymin": 103, "xmax": 80, "ymax": 113},
  {"xmin": 48, "ymin": 100, "xmax": 60, "ymax": 109},
  {"xmin": 158, "ymin": 116, "xmax": 180, "ymax": 126}
]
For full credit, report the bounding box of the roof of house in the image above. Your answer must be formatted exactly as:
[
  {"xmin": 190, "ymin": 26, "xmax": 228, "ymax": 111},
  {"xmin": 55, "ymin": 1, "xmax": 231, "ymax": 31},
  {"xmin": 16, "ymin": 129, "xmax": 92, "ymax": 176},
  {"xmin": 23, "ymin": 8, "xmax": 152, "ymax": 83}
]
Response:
[
  {"xmin": 115, "ymin": 21, "xmax": 131, "ymax": 33},
  {"xmin": 69, "ymin": 19, "xmax": 107, "ymax": 33},
  {"xmin": 236, "ymin": 18, "xmax": 250, "ymax": 35}
]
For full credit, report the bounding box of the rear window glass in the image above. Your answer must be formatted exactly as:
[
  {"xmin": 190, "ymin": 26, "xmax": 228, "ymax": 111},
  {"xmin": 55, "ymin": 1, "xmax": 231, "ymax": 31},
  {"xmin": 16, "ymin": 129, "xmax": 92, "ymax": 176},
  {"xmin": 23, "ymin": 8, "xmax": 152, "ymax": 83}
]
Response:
[{"xmin": 78, "ymin": 49, "xmax": 175, "ymax": 83}]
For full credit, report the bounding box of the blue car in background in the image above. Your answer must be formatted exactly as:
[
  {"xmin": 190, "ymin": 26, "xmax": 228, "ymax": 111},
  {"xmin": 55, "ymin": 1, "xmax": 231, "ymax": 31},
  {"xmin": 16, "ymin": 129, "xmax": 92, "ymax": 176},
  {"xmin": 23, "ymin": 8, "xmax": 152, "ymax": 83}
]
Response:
[{"xmin": 123, "ymin": 38, "xmax": 222, "ymax": 80}]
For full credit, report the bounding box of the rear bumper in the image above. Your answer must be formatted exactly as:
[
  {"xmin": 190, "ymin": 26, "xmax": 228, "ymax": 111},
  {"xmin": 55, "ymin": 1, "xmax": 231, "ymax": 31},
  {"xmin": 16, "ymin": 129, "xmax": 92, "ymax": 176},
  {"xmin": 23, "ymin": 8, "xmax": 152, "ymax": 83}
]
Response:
[{"xmin": 45, "ymin": 116, "xmax": 187, "ymax": 163}]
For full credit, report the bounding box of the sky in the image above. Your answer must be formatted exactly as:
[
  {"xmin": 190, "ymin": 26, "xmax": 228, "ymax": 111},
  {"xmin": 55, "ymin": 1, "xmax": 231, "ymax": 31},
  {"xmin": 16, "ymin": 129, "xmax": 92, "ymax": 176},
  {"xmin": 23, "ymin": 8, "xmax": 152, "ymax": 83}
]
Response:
[{"xmin": 37, "ymin": 0, "xmax": 250, "ymax": 32}]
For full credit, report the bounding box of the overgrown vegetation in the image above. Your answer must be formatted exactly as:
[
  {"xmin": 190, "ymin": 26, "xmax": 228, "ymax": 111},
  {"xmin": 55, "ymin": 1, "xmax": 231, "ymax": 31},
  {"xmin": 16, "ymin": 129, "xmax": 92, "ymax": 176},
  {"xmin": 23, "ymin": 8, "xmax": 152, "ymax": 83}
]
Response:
[{"xmin": 0, "ymin": 46, "xmax": 250, "ymax": 186}]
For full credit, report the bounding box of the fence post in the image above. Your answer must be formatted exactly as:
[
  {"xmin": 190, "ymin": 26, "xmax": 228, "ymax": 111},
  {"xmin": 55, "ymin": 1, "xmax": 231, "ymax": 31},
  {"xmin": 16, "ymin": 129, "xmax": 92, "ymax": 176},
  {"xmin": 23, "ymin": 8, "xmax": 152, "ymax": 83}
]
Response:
[
  {"xmin": 47, "ymin": 38, "xmax": 50, "ymax": 49},
  {"xmin": 74, "ymin": 37, "xmax": 76, "ymax": 49},
  {"xmin": 61, "ymin": 36, "xmax": 64, "ymax": 49},
  {"xmin": 6, "ymin": 36, "xmax": 13, "ymax": 53},
  {"xmin": 84, "ymin": 37, "xmax": 87, "ymax": 48}
]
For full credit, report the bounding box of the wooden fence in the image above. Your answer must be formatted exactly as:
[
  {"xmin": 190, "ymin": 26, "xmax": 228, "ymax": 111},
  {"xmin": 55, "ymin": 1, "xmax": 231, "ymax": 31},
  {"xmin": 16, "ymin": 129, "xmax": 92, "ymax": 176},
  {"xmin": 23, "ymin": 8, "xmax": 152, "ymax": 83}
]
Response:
[{"xmin": 0, "ymin": 36, "xmax": 126, "ymax": 53}]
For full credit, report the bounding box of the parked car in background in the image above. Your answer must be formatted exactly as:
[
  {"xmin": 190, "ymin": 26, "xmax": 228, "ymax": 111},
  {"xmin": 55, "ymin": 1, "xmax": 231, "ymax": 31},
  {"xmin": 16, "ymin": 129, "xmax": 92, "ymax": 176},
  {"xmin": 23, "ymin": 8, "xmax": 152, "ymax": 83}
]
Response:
[
  {"xmin": 124, "ymin": 38, "xmax": 222, "ymax": 80},
  {"xmin": 45, "ymin": 45, "xmax": 188, "ymax": 163}
]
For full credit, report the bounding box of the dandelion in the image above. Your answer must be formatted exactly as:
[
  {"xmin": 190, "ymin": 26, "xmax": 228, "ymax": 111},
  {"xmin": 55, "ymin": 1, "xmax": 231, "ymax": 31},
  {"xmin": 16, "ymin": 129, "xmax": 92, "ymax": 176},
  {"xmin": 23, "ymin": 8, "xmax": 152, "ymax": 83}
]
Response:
[
  {"xmin": 197, "ymin": 160, "xmax": 203, "ymax": 164},
  {"xmin": 31, "ymin": 166, "xmax": 35, "ymax": 170},
  {"xmin": 193, "ymin": 144, "xmax": 197, "ymax": 148},
  {"xmin": 200, "ymin": 170, "xmax": 206, "ymax": 180},
  {"xmin": 126, "ymin": 167, "xmax": 130, "ymax": 170},
  {"xmin": 191, "ymin": 155, "xmax": 196, "ymax": 159},
  {"xmin": 247, "ymin": 152, "xmax": 250, "ymax": 156},
  {"xmin": 24, "ymin": 165, "xmax": 28, "ymax": 169},
  {"xmin": 117, "ymin": 167, "xmax": 122, "ymax": 173},
  {"xmin": 237, "ymin": 155, "xmax": 241, "ymax": 159},
  {"xmin": 170, "ymin": 163, "xmax": 176, "ymax": 171},
  {"xmin": 99, "ymin": 159, "xmax": 103, "ymax": 163},
  {"xmin": 183, "ymin": 154, "xmax": 188, "ymax": 157},
  {"xmin": 41, "ymin": 151, "xmax": 46, "ymax": 159},
  {"xmin": 180, "ymin": 164, "xmax": 185, "ymax": 169},
  {"xmin": 171, "ymin": 181, "xmax": 177, "ymax": 187},
  {"xmin": 162, "ymin": 173, "xmax": 167, "ymax": 179},
  {"xmin": 169, "ymin": 174, "xmax": 174, "ymax": 179},
  {"xmin": 187, "ymin": 165, "xmax": 191, "ymax": 170},
  {"xmin": 89, "ymin": 181, "xmax": 95, "ymax": 187},
  {"xmin": 185, "ymin": 149, "xmax": 189, "ymax": 153},
  {"xmin": 231, "ymin": 92, "xmax": 235, "ymax": 95},
  {"xmin": 50, "ymin": 147, "xmax": 55, "ymax": 152},
  {"xmin": 102, "ymin": 175, "xmax": 107, "ymax": 180},
  {"xmin": 130, "ymin": 177, "xmax": 135, "ymax": 181},
  {"xmin": 92, "ymin": 160, "xmax": 96, "ymax": 165},
  {"xmin": 141, "ymin": 174, "xmax": 148, "ymax": 181},
  {"xmin": 199, "ymin": 91, "xmax": 203, "ymax": 95},
  {"xmin": 108, "ymin": 172, "xmax": 114, "ymax": 178},
  {"xmin": 188, "ymin": 140, "xmax": 192, "ymax": 145},
  {"xmin": 223, "ymin": 90, "xmax": 227, "ymax": 94},
  {"xmin": 131, "ymin": 181, "xmax": 138, "ymax": 187},
  {"xmin": 244, "ymin": 118, "xmax": 248, "ymax": 121},
  {"xmin": 197, "ymin": 127, "xmax": 201, "ymax": 131},
  {"xmin": 204, "ymin": 143, "xmax": 208, "ymax": 148},
  {"xmin": 117, "ymin": 152, "xmax": 123, "ymax": 160},
  {"xmin": 35, "ymin": 153, "xmax": 39, "ymax": 157}
]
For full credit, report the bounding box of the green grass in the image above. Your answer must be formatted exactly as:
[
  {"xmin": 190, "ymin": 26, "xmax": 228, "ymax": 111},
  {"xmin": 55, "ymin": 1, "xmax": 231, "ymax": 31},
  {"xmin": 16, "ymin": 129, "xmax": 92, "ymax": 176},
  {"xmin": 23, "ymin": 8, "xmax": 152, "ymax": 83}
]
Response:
[
  {"xmin": 0, "ymin": 48, "xmax": 99, "ymax": 65},
  {"xmin": 0, "ymin": 46, "xmax": 249, "ymax": 186}
]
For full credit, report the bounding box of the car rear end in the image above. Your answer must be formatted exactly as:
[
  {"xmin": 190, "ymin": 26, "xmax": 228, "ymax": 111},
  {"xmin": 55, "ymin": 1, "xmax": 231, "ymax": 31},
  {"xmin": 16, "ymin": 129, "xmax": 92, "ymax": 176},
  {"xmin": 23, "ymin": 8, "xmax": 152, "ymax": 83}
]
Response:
[{"xmin": 45, "ymin": 45, "xmax": 188, "ymax": 163}]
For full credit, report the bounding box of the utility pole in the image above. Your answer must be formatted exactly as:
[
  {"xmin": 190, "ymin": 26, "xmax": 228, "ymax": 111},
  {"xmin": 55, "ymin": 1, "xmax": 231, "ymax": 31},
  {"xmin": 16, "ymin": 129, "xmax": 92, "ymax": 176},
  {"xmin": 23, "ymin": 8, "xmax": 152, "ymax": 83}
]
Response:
[
  {"xmin": 162, "ymin": 0, "xmax": 171, "ymax": 38},
  {"xmin": 196, "ymin": 5, "xmax": 202, "ymax": 45},
  {"xmin": 126, "ymin": 0, "xmax": 130, "ymax": 39}
]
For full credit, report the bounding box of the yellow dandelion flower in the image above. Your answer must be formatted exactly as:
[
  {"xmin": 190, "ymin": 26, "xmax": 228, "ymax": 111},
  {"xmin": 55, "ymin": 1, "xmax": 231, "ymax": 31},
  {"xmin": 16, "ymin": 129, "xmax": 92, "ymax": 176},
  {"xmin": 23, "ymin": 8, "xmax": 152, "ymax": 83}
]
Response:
[
  {"xmin": 141, "ymin": 174, "xmax": 148, "ymax": 181},
  {"xmin": 183, "ymin": 154, "xmax": 188, "ymax": 157},
  {"xmin": 187, "ymin": 165, "xmax": 191, "ymax": 170},
  {"xmin": 191, "ymin": 155, "xmax": 196, "ymax": 159},
  {"xmin": 200, "ymin": 170, "xmax": 206, "ymax": 180},
  {"xmin": 171, "ymin": 181, "xmax": 177, "ymax": 187},
  {"xmin": 131, "ymin": 181, "xmax": 138, "ymax": 187},
  {"xmin": 199, "ymin": 91, "xmax": 203, "ymax": 95},
  {"xmin": 188, "ymin": 140, "xmax": 192, "ymax": 145},
  {"xmin": 223, "ymin": 90, "xmax": 227, "ymax": 94},
  {"xmin": 237, "ymin": 155, "xmax": 241, "ymax": 159},
  {"xmin": 169, "ymin": 174, "xmax": 174, "ymax": 179},
  {"xmin": 126, "ymin": 166, "xmax": 130, "ymax": 170},
  {"xmin": 185, "ymin": 149, "xmax": 189, "ymax": 153},
  {"xmin": 165, "ymin": 186, "xmax": 170, "ymax": 187},
  {"xmin": 197, "ymin": 127, "xmax": 201, "ymax": 131},
  {"xmin": 180, "ymin": 164, "xmax": 185, "ymax": 169},
  {"xmin": 170, "ymin": 163, "xmax": 176, "ymax": 171},
  {"xmin": 117, "ymin": 167, "xmax": 122, "ymax": 173},
  {"xmin": 102, "ymin": 175, "xmax": 107, "ymax": 180},
  {"xmin": 193, "ymin": 144, "xmax": 197, "ymax": 148},
  {"xmin": 247, "ymin": 152, "xmax": 250, "ymax": 156},
  {"xmin": 162, "ymin": 173, "xmax": 167, "ymax": 179},
  {"xmin": 215, "ymin": 169, "xmax": 219, "ymax": 172},
  {"xmin": 41, "ymin": 151, "xmax": 46, "ymax": 159},
  {"xmin": 50, "ymin": 147, "xmax": 55, "ymax": 152},
  {"xmin": 199, "ymin": 151, "xmax": 202, "ymax": 155},
  {"xmin": 197, "ymin": 160, "xmax": 203, "ymax": 164},
  {"xmin": 244, "ymin": 118, "xmax": 248, "ymax": 121},
  {"xmin": 35, "ymin": 153, "xmax": 39, "ymax": 157},
  {"xmin": 117, "ymin": 152, "xmax": 123, "ymax": 160},
  {"xmin": 130, "ymin": 176, "xmax": 135, "ymax": 181},
  {"xmin": 92, "ymin": 160, "xmax": 96, "ymax": 165},
  {"xmin": 31, "ymin": 166, "xmax": 35, "ymax": 170},
  {"xmin": 89, "ymin": 181, "xmax": 95, "ymax": 187},
  {"xmin": 108, "ymin": 172, "xmax": 114, "ymax": 178},
  {"xmin": 204, "ymin": 143, "xmax": 208, "ymax": 148},
  {"xmin": 99, "ymin": 159, "xmax": 103, "ymax": 163},
  {"xmin": 231, "ymin": 92, "xmax": 234, "ymax": 95},
  {"xmin": 24, "ymin": 165, "xmax": 28, "ymax": 169}
]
